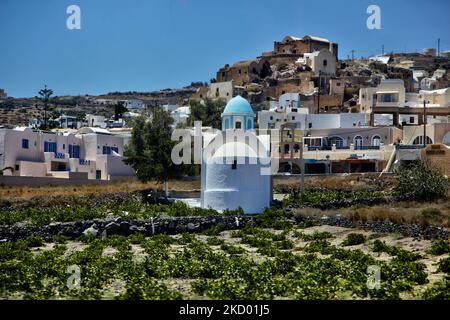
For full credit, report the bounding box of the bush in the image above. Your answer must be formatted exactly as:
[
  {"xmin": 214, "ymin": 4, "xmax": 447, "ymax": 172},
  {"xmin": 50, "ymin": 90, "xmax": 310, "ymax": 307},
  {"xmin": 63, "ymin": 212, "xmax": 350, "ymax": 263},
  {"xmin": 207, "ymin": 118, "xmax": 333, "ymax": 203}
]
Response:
[
  {"xmin": 395, "ymin": 160, "xmax": 449, "ymax": 201},
  {"xmin": 422, "ymin": 280, "xmax": 450, "ymax": 300},
  {"xmin": 206, "ymin": 237, "xmax": 225, "ymax": 246},
  {"xmin": 342, "ymin": 233, "xmax": 366, "ymax": 246},
  {"xmin": 428, "ymin": 240, "xmax": 450, "ymax": 256},
  {"xmin": 437, "ymin": 257, "xmax": 450, "ymax": 273},
  {"xmin": 220, "ymin": 244, "xmax": 245, "ymax": 255},
  {"xmin": 24, "ymin": 235, "xmax": 44, "ymax": 248}
]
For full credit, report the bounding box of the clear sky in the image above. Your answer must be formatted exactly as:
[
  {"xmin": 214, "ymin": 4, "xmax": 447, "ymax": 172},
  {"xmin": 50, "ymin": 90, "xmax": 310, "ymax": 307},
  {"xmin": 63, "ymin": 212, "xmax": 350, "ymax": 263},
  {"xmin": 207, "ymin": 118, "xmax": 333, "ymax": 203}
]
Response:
[{"xmin": 0, "ymin": 0, "xmax": 449, "ymax": 98}]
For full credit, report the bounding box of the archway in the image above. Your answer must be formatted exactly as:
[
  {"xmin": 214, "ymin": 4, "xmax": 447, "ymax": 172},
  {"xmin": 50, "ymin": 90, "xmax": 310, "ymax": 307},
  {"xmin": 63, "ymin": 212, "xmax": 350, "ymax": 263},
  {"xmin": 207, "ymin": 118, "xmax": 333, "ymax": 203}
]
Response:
[
  {"xmin": 412, "ymin": 136, "xmax": 433, "ymax": 145},
  {"xmin": 443, "ymin": 132, "xmax": 450, "ymax": 145},
  {"xmin": 372, "ymin": 135, "xmax": 381, "ymax": 147}
]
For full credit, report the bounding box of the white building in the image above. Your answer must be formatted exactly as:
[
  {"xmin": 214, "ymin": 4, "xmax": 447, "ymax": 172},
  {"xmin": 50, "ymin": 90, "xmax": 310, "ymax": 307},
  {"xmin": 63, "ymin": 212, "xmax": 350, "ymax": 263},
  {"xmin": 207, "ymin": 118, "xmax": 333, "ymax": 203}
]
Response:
[
  {"xmin": 201, "ymin": 96, "xmax": 272, "ymax": 214},
  {"xmin": 122, "ymin": 99, "xmax": 145, "ymax": 109},
  {"xmin": 0, "ymin": 127, "xmax": 134, "ymax": 180},
  {"xmin": 170, "ymin": 106, "xmax": 191, "ymax": 127},
  {"xmin": 86, "ymin": 114, "xmax": 107, "ymax": 128},
  {"xmin": 55, "ymin": 115, "xmax": 80, "ymax": 129},
  {"xmin": 301, "ymin": 49, "xmax": 336, "ymax": 76},
  {"xmin": 207, "ymin": 81, "xmax": 234, "ymax": 102},
  {"xmin": 359, "ymin": 79, "xmax": 406, "ymax": 114},
  {"xmin": 258, "ymin": 93, "xmax": 366, "ymax": 130}
]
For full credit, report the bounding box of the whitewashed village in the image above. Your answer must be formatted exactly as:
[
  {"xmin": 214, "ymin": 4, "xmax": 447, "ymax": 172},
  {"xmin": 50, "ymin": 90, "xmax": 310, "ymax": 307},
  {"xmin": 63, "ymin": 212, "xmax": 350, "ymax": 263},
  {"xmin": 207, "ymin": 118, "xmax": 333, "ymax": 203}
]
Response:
[{"xmin": 1, "ymin": 34, "xmax": 449, "ymax": 301}]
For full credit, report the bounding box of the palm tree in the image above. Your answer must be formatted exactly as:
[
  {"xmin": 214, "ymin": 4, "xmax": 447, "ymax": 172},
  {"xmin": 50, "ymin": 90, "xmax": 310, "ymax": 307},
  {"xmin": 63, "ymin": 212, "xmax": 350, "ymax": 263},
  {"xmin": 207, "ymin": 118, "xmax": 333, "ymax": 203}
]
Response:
[{"xmin": 37, "ymin": 85, "xmax": 54, "ymax": 130}]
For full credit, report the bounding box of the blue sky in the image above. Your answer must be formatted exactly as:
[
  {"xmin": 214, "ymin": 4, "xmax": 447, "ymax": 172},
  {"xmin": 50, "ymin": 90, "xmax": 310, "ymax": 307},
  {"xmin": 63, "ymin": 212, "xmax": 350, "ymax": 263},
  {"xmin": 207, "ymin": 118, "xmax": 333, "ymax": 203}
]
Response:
[{"xmin": 0, "ymin": 0, "xmax": 449, "ymax": 98}]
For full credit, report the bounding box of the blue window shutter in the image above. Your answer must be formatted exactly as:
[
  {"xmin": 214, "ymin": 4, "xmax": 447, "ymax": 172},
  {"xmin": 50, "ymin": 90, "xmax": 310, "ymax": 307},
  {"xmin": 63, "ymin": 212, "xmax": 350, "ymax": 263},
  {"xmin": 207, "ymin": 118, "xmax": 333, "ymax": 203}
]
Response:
[
  {"xmin": 68, "ymin": 145, "xmax": 73, "ymax": 158},
  {"xmin": 44, "ymin": 141, "xmax": 49, "ymax": 152}
]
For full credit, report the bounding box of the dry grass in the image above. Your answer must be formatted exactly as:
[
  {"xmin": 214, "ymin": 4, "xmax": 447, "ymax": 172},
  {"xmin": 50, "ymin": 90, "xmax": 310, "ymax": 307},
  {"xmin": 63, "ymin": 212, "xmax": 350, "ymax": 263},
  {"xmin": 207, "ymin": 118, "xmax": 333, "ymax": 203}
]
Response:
[
  {"xmin": 0, "ymin": 178, "xmax": 200, "ymax": 201},
  {"xmin": 294, "ymin": 200, "xmax": 450, "ymax": 228},
  {"xmin": 274, "ymin": 174, "xmax": 397, "ymax": 192}
]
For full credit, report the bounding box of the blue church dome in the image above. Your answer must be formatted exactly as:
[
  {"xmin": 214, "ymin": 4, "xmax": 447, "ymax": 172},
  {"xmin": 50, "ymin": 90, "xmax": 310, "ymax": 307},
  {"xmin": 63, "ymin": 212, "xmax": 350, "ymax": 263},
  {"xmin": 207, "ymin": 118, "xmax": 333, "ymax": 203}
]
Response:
[{"xmin": 223, "ymin": 96, "xmax": 254, "ymax": 115}]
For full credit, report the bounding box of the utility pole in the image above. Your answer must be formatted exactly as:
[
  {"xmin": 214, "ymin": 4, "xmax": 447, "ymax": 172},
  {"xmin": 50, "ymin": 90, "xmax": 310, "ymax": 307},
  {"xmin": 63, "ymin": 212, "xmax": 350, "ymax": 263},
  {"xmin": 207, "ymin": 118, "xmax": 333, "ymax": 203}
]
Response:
[
  {"xmin": 351, "ymin": 50, "xmax": 355, "ymax": 60},
  {"xmin": 437, "ymin": 38, "xmax": 440, "ymax": 56},
  {"xmin": 300, "ymin": 141, "xmax": 305, "ymax": 192},
  {"xmin": 423, "ymin": 98, "xmax": 427, "ymax": 146}
]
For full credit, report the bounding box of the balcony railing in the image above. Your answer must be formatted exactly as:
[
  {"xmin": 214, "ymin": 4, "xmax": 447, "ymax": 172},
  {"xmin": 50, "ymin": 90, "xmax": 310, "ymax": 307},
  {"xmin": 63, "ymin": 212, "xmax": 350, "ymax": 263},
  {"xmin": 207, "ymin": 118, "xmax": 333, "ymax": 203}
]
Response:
[
  {"xmin": 79, "ymin": 159, "xmax": 91, "ymax": 166},
  {"xmin": 396, "ymin": 145, "xmax": 424, "ymax": 150},
  {"xmin": 354, "ymin": 146, "xmax": 381, "ymax": 150},
  {"xmin": 54, "ymin": 152, "xmax": 65, "ymax": 159}
]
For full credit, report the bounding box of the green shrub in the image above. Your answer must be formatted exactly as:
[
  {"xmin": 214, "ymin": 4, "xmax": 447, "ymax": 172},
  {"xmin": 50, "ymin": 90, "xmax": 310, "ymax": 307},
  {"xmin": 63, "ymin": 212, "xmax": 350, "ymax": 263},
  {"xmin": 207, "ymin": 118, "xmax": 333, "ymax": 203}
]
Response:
[
  {"xmin": 206, "ymin": 236, "xmax": 225, "ymax": 246},
  {"xmin": 24, "ymin": 235, "xmax": 44, "ymax": 248},
  {"xmin": 372, "ymin": 239, "xmax": 389, "ymax": 253},
  {"xmin": 220, "ymin": 244, "xmax": 245, "ymax": 255},
  {"xmin": 201, "ymin": 225, "xmax": 224, "ymax": 236},
  {"xmin": 294, "ymin": 231, "xmax": 334, "ymax": 241},
  {"xmin": 342, "ymin": 233, "xmax": 366, "ymax": 246},
  {"xmin": 422, "ymin": 280, "xmax": 450, "ymax": 300},
  {"xmin": 52, "ymin": 234, "xmax": 69, "ymax": 244},
  {"xmin": 297, "ymin": 220, "xmax": 317, "ymax": 229},
  {"xmin": 428, "ymin": 240, "xmax": 450, "ymax": 256},
  {"xmin": 437, "ymin": 257, "xmax": 450, "ymax": 273},
  {"xmin": 394, "ymin": 160, "xmax": 449, "ymax": 201}
]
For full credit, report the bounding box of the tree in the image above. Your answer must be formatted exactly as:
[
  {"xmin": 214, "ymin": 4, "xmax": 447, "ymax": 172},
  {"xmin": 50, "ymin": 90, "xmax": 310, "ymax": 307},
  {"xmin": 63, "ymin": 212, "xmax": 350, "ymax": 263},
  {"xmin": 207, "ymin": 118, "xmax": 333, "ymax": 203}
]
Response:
[
  {"xmin": 394, "ymin": 160, "xmax": 449, "ymax": 201},
  {"xmin": 37, "ymin": 85, "xmax": 54, "ymax": 130},
  {"xmin": 114, "ymin": 101, "xmax": 128, "ymax": 120},
  {"xmin": 124, "ymin": 108, "xmax": 183, "ymax": 196},
  {"xmin": 187, "ymin": 98, "xmax": 224, "ymax": 129}
]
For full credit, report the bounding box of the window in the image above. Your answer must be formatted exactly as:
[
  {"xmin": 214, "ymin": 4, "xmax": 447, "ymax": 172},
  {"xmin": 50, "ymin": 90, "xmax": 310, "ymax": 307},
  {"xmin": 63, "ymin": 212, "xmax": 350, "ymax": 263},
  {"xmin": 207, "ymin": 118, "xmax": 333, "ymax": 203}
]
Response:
[
  {"xmin": 22, "ymin": 139, "xmax": 29, "ymax": 149},
  {"xmin": 410, "ymin": 117, "xmax": 415, "ymax": 123},
  {"xmin": 308, "ymin": 123, "xmax": 312, "ymax": 129},
  {"xmin": 224, "ymin": 119, "xmax": 229, "ymax": 129},
  {"xmin": 329, "ymin": 136, "xmax": 344, "ymax": 148},
  {"xmin": 379, "ymin": 93, "xmax": 398, "ymax": 103},
  {"xmin": 231, "ymin": 160, "xmax": 237, "ymax": 170},
  {"xmin": 44, "ymin": 141, "xmax": 57, "ymax": 153},
  {"xmin": 336, "ymin": 82, "xmax": 341, "ymax": 86},
  {"xmin": 270, "ymin": 116, "xmax": 273, "ymax": 120},
  {"xmin": 96, "ymin": 170, "xmax": 102, "ymax": 180},
  {"xmin": 292, "ymin": 116, "xmax": 295, "ymax": 120},
  {"xmin": 69, "ymin": 145, "xmax": 81, "ymax": 158},
  {"xmin": 111, "ymin": 147, "xmax": 119, "ymax": 154},
  {"xmin": 372, "ymin": 135, "xmax": 381, "ymax": 147},
  {"xmin": 247, "ymin": 119, "xmax": 252, "ymax": 129},
  {"xmin": 238, "ymin": 69, "xmax": 242, "ymax": 74},
  {"xmin": 412, "ymin": 136, "xmax": 432, "ymax": 145},
  {"xmin": 323, "ymin": 59, "xmax": 328, "ymax": 66},
  {"xmin": 354, "ymin": 136, "xmax": 363, "ymax": 149},
  {"xmin": 235, "ymin": 121, "xmax": 242, "ymax": 129},
  {"xmin": 15, "ymin": 164, "xmax": 19, "ymax": 171},
  {"xmin": 103, "ymin": 146, "xmax": 112, "ymax": 155}
]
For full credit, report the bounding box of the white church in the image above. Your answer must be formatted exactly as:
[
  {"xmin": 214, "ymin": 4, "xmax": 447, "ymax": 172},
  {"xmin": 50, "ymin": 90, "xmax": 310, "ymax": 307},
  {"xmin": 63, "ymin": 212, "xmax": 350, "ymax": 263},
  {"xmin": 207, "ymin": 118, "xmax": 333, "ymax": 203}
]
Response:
[{"xmin": 200, "ymin": 96, "xmax": 273, "ymax": 214}]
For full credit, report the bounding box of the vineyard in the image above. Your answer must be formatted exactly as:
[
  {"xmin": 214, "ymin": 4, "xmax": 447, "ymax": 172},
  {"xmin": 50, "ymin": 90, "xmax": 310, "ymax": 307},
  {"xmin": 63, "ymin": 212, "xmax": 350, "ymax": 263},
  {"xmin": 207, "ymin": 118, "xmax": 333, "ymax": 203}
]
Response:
[{"xmin": 1, "ymin": 213, "xmax": 449, "ymax": 300}]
